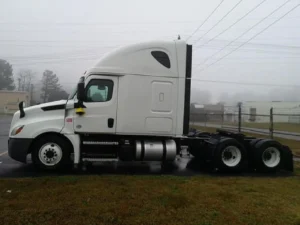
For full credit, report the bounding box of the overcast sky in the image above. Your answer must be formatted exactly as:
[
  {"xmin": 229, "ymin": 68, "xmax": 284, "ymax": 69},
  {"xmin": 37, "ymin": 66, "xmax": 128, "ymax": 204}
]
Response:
[{"xmin": 1, "ymin": 0, "xmax": 300, "ymax": 103}]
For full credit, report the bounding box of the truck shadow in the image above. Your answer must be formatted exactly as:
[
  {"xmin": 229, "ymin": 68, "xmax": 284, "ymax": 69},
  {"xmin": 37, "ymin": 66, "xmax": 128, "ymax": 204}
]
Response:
[
  {"xmin": 4, "ymin": 157, "xmax": 294, "ymax": 178},
  {"xmin": 185, "ymin": 158, "xmax": 294, "ymax": 177}
]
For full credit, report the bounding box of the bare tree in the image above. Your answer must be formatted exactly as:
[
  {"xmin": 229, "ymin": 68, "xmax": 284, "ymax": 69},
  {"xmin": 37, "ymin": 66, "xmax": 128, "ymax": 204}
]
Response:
[{"xmin": 17, "ymin": 69, "xmax": 36, "ymax": 92}]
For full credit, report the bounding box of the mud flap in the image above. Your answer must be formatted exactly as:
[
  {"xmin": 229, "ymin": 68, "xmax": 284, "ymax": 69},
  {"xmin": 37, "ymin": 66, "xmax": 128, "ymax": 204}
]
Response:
[{"xmin": 281, "ymin": 145, "xmax": 294, "ymax": 172}]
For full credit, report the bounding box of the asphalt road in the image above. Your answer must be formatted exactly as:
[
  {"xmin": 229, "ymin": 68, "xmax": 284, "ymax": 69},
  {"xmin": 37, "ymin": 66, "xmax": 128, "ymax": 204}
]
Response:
[
  {"xmin": 195, "ymin": 122, "xmax": 300, "ymax": 141},
  {"xmin": 0, "ymin": 115, "xmax": 297, "ymax": 178}
]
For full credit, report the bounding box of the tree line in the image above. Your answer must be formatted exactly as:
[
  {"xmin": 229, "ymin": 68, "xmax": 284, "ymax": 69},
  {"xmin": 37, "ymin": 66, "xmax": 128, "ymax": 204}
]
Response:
[{"xmin": 0, "ymin": 59, "xmax": 69, "ymax": 104}]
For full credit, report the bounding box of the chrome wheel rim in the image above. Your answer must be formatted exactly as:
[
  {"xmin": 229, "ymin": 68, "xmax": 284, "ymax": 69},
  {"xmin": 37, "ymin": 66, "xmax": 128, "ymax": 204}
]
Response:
[
  {"xmin": 262, "ymin": 147, "xmax": 280, "ymax": 168},
  {"xmin": 222, "ymin": 146, "xmax": 242, "ymax": 167},
  {"xmin": 38, "ymin": 143, "xmax": 63, "ymax": 166}
]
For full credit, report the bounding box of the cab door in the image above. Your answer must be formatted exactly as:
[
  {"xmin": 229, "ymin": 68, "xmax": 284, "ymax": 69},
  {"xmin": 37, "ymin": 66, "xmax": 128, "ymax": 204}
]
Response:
[{"xmin": 73, "ymin": 75, "xmax": 118, "ymax": 134}]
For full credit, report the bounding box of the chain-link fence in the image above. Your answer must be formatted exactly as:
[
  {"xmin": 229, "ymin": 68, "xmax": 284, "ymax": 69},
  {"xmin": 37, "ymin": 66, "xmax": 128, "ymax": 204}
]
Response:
[
  {"xmin": 190, "ymin": 105, "xmax": 300, "ymax": 139},
  {"xmin": 271, "ymin": 108, "xmax": 300, "ymax": 139}
]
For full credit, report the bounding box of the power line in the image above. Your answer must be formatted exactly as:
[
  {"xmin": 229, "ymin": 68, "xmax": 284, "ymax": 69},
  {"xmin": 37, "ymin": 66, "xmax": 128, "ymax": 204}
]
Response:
[
  {"xmin": 4, "ymin": 49, "xmax": 114, "ymax": 61},
  {"xmin": 3, "ymin": 51, "xmax": 111, "ymax": 60},
  {"xmin": 33, "ymin": 79, "xmax": 300, "ymax": 88},
  {"xmin": 10, "ymin": 46, "xmax": 300, "ymax": 67},
  {"xmin": 197, "ymin": 2, "xmax": 300, "ymax": 72},
  {"xmin": 1, "ymin": 15, "xmax": 300, "ymax": 26},
  {"xmin": 196, "ymin": 61, "xmax": 300, "ymax": 64},
  {"xmin": 5, "ymin": 40, "xmax": 300, "ymax": 53},
  {"xmin": 10, "ymin": 56, "xmax": 102, "ymax": 64},
  {"xmin": 194, "ymin": 0, "xmax": 293, "ymax": 68},
  {"xmin": 2, "ymin": 26, "xmax": 300, "ymax": 35},
  {"xmin": 193, "ymin": 0, "xmax": 244, "ymax": 45},
  {"xmin": 0, "ymin": 39, "xmax": 129, "ymax": 43},
  {"xmin": 211, "ymin": 40, "xmax": 300, "ymax": 50},
  {"xmin": 186, "ymin": 0, "xmax": 225, "ymax": 41},
  {"xmin": 192, "ymin": 56, "xmax": 300, "ymax": 62},
  {"xmin": 0, "ymin": 20, "xmax": 208, "ymax": 26},
  {"xmin": 196, "ymin": 39, "xmax": 300, "ymax": 53},
  {"xmin": 1, "ymin": 43, "xmax": 130, "ymax": 60},
  {"xmin": 7, "ymin": 45, "xmax": 300, "ymax": 67},
  {"xmin": 193, "ymin": 48, "xmax": 300, "ymax": 60},
  {"xmin": 189, "ymin": 78, "xmax": 300, "ymax": 88},
  {"xmin": 194, "ymin": 0, "xmax": 267, "ymax": 51},
  {"xmin": 4, "ymin": 41, "xmax": 300, "ymax": 64},
  {"xmin": 11, "ymin": 57, "xmax": 99, "ymax": 66}
]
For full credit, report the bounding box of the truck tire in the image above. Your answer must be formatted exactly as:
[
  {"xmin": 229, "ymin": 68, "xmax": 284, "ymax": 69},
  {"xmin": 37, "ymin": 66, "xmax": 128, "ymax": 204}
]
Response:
[
  {"xmin": 247, "ymin": 138, "xmax": 263, "ymax": 169},
  {"xmin": 213, "ymin": 138, "xmax": 247, "ymax": 172},
  {"xmin": 253, "ymin": 139, "xmax": 282, "ymax": 172},
  {"xmin": 31, "ymin": 135, "xmax": 72, "ymax": 171}
]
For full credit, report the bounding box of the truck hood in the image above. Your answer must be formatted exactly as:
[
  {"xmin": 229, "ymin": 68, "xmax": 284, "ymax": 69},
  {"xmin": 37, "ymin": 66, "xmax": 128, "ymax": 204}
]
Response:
[
  {"xmin": 26, "ymin": 100, "xmax": 67, "ymax": 112},
  {"xmin": 9, "ymin": 100, "xmax": 68, "ymax": 138}
]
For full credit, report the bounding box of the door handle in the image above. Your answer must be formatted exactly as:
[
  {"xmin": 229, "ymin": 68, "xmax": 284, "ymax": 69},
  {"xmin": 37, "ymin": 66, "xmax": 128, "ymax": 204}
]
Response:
[{"xmin": 108, "ymin": 118, "xmax": 114, "ymax": 128}]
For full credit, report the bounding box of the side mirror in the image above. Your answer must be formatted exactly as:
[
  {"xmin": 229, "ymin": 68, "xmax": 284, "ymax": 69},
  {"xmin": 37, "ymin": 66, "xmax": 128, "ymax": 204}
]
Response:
[
  {"xmin": 19, "ymin": 101, "xmax": 25, "ymax": 118},
  {"xmin": 77, "ymin": 77, "xmax": 85, "ymax": 102}
]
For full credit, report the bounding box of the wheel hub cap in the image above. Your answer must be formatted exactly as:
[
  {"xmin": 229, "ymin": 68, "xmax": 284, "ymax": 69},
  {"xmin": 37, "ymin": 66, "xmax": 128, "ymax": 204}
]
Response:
[
  {"xmin": 46, "ymin": 151, "xmax": 55, "ymax": 158},
  {"xmin": 222, "ymin": 146, "xmax": 242, "ymax": 167},
  {"xmin": 39, "ymin": 143, "xmax": 63, "ymax": 166},
  {"xmin": 262, "ymin": 147, "xmax": 280, "ymax": 168}
]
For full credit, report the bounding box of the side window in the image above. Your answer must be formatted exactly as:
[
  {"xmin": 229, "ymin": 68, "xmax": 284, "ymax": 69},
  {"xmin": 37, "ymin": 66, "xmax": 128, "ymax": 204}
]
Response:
[
  {"xmin": 85, "ymin": 79, "xmax": 114, "ymax": 102},
  {"xmin": 151, "ymin": 51, "xmax": 171, "ymax": 68}
]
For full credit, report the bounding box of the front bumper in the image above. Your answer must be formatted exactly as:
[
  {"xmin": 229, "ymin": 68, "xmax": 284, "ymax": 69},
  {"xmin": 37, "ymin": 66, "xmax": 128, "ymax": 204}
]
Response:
[{"xmin": 8, "ymin": 138, "xmax": 33, "ymax": 163}]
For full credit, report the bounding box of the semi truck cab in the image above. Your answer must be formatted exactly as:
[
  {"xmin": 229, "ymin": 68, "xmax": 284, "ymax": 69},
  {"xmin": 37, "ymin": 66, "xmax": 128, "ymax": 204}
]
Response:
[
  {"xmin": 8, "ymin": 40, "xmax": 293, "ymax": 172},
  {"xmin": 8, "ymin": 40, "xmax": 193, "ymax": 169}
]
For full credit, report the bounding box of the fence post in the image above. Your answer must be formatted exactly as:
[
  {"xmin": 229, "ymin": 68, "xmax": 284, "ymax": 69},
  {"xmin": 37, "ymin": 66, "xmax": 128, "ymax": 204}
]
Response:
[
  {"xmin": 222, "ymin": 112, "xmax": 224, "ymax": 127},
  {"xmin": 238, "ymin": 103, "xmax": 241, "ymax": 133},
  {"xmin": 270, "ymin": 107, "xmax": 274, "ymax": 139}
]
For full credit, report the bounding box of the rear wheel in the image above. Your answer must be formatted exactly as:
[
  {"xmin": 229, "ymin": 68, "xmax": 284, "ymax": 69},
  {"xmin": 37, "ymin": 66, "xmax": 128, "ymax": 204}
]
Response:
[
  {"xmin": 32, "ymin": 135, "xmax": 72, "ymax": 170},
  {"xmin": 254, "ymin": 140, "xmax": 282, "ymax": 172},
  {"xmin": 213, "ymin": 138, "xmax": 247, "ymax": 172}
]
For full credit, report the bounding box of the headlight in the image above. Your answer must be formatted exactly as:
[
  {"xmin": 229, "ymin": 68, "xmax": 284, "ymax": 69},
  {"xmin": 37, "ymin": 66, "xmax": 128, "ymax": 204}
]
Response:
[{"xmin": 11, "ymin": 125, "xmax": 24, "ymax": 136}]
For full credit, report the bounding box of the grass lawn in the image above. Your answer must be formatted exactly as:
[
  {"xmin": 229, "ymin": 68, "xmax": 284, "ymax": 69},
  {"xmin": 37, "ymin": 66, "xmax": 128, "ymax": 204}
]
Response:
[
  {"xmin": 192, "ymin": 125, "xmax": 300, "ymax": 157},
  {"xmin": 1, "ymin": 163, "xmax": 300, "ymax": 225},
  {"xmin": 1, "ymin": 127, "xmax": 299, "ymax": 225},
  {"xmin": 242, "ymin": 122, "xmax": 300, "ymax": 133}
]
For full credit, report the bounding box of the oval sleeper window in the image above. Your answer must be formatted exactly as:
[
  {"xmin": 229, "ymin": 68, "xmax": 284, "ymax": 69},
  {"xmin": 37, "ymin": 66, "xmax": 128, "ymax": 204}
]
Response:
[{"xmin": 151, "ymin": 51, "xmax": 171, "ymax": 68}]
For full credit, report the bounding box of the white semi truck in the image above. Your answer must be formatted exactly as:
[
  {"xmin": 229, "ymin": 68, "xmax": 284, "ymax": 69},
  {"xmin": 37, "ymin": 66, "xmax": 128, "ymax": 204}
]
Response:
[{"xmin": 8, "ymin": 40, "xmax": 293, "ymax": 172}]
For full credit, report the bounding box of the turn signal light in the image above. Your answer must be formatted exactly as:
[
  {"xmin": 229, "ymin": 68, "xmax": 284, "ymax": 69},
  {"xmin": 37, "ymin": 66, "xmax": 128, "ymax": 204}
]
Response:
[{"xmin": 11, "ymin": 125, "xmax": 24, "ymax": 136}]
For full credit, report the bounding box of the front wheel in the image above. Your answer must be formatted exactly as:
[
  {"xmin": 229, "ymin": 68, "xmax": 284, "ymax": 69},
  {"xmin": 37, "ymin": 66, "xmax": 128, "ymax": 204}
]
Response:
[{"xmin": 32, "ymin": 135, "xmax": 72, "ymax": 170}]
